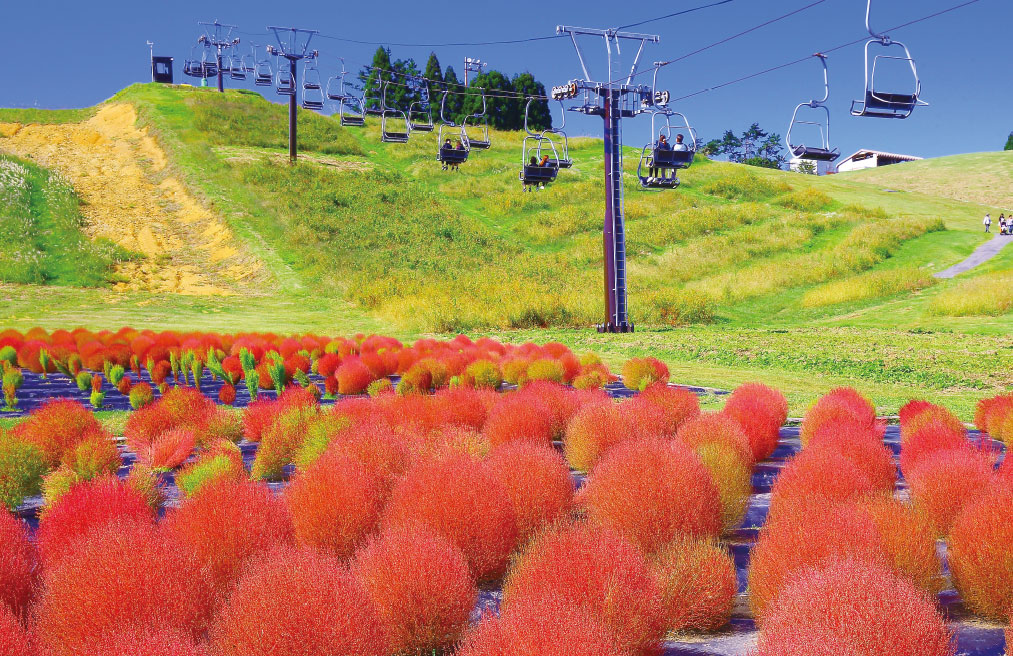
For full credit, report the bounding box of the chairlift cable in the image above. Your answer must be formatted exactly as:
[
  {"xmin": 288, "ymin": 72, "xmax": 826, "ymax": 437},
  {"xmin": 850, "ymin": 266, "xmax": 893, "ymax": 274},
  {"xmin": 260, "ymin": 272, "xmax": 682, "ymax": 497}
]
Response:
[{"xmin": 614, "ymin": 0, "xmax": 736, "ymax": 32}]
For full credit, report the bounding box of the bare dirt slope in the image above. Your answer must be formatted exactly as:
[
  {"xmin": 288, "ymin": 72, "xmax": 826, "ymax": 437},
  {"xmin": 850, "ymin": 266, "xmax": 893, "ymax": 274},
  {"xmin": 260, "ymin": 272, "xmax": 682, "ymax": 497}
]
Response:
[{"xmin": 0, "ymin": 104, "xmax": 265, "ymax": 295}]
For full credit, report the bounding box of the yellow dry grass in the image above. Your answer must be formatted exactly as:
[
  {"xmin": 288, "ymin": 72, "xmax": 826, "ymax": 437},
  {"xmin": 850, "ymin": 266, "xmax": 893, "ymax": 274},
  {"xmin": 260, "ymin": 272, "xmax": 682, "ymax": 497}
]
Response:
[{"xmin": 0, "ymin": 103, "xmax": 265, "ymax": 295}]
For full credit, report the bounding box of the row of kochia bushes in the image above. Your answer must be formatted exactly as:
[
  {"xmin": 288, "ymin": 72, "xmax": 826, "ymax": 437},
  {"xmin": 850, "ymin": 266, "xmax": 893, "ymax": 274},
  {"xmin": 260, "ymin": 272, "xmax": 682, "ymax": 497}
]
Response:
[
  {"xmin": 2, "ymin": 373, "xmax": 1012, "ymax": 653},
  {"xmin": 0, "ymin": 327, "xmax": 650, "ymax": 411}
]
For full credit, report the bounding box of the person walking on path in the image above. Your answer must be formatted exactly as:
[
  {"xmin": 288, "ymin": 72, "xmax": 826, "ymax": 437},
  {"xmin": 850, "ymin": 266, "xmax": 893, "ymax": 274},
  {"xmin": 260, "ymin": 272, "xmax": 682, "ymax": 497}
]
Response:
[{"xmin": 984, "ymin": 213, "xmax": 992, "ymax": 233}]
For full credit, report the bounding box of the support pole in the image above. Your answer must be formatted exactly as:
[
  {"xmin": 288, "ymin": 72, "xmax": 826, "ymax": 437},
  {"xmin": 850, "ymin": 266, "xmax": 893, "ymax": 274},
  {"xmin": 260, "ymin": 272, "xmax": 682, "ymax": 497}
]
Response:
[
  {"xmin": 600, "ymin": 89, "xmax": 632, "ymax": 333},
  {"xmin": 217, "ymin": 47, "xmax": 224, "ymax": 93},
  {"xmin": 289, "ymin": 58, "xmax": 298, "ymax": 163}
]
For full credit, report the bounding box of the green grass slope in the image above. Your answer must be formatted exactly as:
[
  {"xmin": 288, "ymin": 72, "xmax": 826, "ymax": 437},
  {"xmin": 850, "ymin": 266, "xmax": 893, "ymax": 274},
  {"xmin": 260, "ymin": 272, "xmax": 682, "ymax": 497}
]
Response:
[{"xmin": 0, "ymin": 83, "xmax": 1010, "ymax": 416}]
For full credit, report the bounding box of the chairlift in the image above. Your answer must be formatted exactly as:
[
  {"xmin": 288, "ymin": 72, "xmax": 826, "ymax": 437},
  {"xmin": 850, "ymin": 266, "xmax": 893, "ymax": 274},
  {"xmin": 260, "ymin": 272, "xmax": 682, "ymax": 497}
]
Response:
[
  {"xmin": 228, "ymin": 53, "xmax": 247, "ymax": 81},
  {"xmin": 851, "ymin": 0, "xmax": 927, "ymax": 119},
  {"xmin": 276, "ymin": 62, "xmax": 295, "ymax": 97},
  {"xmin": 183, "ymin": 47, "xmax": 203, "ymax": 78},
  {"xmin": 326, "ymin": 59, "xmax": 365, "ymax": 126},
  {"xmin": 636, "ymin": 66, "xmax": 697, "ymax": 190},
  {"xmin": 462, "ymin": 87, "xmax": 491, "ymax": 149},
  {"xmin": 254, "ymin": 47, "xmax": 273, "ymax": 87},
  {"xmin": 380, "ymin": 80, "xmax": 411, "ymax": 143},
  {"xmin": 436, "ymin": 90, "xmax": 469, "ymax": 167},
  {"xmin": 786, "ymin": 54, "xmax": 840, "ymax": 162},
  {"xmin": 363, "ymin": 68, "xmax": 384, "ymax": 116},
  {"xmin": 200, "ymin": 47, "xmax": 218, "ymax": 79},
  {"xmin": 407, "ymin": 76, "xmax": 434, "ymax": 132},
  {"xmin": 301, "ymin": 58, "xmax": 324, "ymax": 111},
  {"xmin": 524, "ymin": 97, "xmax": 572, "ymax": 169}
]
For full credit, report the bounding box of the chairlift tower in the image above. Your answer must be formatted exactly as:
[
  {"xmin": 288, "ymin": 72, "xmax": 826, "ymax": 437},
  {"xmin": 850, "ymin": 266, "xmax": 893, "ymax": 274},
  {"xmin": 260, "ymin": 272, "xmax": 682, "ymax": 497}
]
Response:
[
  {"xmin": 463, "ymin": 57, "xmax": 486, "ymax": 85},
  {"xmin": 267, "ymin": 26, "xmax": 319, "ymax": 163},
  {"xmin": 198, "ymin": 21, "xmax": 240, "ymax": 93},
  {"xmin": 556, "ymin": 25, "xmax": 663, "ymax": 333}
]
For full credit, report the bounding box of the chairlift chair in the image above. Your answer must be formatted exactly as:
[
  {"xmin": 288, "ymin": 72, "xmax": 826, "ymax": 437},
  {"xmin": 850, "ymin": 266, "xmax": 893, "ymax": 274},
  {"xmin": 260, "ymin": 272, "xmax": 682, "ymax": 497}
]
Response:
[
  {"xmin": 325, "ymin": 63, "xmax": 367, "ymax": 126},
  {"xmin": 301, "ymin": 59, "xmax": 324, "ymax": 110},
  {"xmin": 436, "ymin": 91, "xmax": 469, "ymax": 167},
  {"xmin": 276, "ymin": 64, "xmax": 295, "ymax": 97},
  {"xmin": 380, "ymin": 80, "xmax": 411, "ymax": 143},
  {"xmin": 362, "ymin": 69, "xmax": 384, "ymax": 116},
  {"xmin": 228, "ymin": 54, "xmax": 247, "ymax": 81},
  {"xmin": 519, "ymin": 136, "xmax": 560, "ymax": 187},
  {"xmin": 523, "ymin": 97, "xmax": 572, "ymax": 170},
  {"xmin": 851, "ymin": 0, "xmax": 927, "ymax": 119},
  {"xmin": 183, "ymin": 47, "xmax": 203, "ymax": 79},
  {"xmin": 200, "ymin": 47, "xmax": 218, "ymax": 79},
  {"xmin": 786, "ymin": 54, "xmax": 840, "ymax": 162},
  {"xmin": 254, "ymin": 47, "xmax": 273, "ymax": 87},
  {"xmin": 407, "ymin": 76, "xmax": 434, "ymax": 132},
  {"xmin": 636, "ymin": 111, "xmax": 697, "ymax": 190},
  {"xmin": 462, "ymin": 87, "xmax": 491, "ymax": 149}
]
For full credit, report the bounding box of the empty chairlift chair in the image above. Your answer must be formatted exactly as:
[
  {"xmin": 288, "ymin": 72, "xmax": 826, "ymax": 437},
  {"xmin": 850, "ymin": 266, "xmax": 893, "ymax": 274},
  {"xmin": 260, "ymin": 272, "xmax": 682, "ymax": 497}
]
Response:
[
  {"xmin": 436, "ymin": 90, "xmax": 469, "ymax": 168},
  {"xmin": 183, "ymin": 47, "xmax": 203, "ymax": 79},
  {"xmin": 254, "ymin": 47, "xmax": 273, "ymax": 87},
  {"xmin": 786, "ymin": 54, "xmax": 840, "ymax": 162},
  {"xmin": 851, "ymin": 0, "xmax": 927, "ymax": 119},
  {"xmin": 637, "ymin": 110, "xmax": 697, "ymax": 190},
  {"xmin": 325, "ymin": 59, "xmax": 365, "ymax": 126},
  {"xmin": 408, "ymin": 77, "xmax": 434, "ymax": 132},
  {"xmin": 301, "ymin": 60, "xmax": 324, "ymax": 110},
  {"xmin": 276, "ymin": 64, "xmax": 295, "ymax": 97},
  {"xmin": 462, "ymin": 88, "xmax": 491, "ymax": 149},
  {"xmin": 380, "ymin": 80, "xmax": 411, "ymax": 143}
]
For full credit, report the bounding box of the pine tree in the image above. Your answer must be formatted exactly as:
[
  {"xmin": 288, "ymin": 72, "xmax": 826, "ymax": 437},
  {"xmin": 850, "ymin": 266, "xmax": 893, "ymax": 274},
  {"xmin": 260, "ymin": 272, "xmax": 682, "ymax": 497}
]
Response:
[
  {"xmin": 389, "ymin": 58, "xmax": 420, "ymax": 109},
  {"xmin": 358, "ymin": 46, "xmax": 392, "ymax": 113},
  {"xmin": 423, "ymin": 52, "xmax": 443, "ymax": 104},
  {"xmin": 442, "ymin": 66, "xmax": 463, "ymax": 121},
  {"xmin": 1005, "ymin": 132, "xmax": 1013, "ymax": 151}
]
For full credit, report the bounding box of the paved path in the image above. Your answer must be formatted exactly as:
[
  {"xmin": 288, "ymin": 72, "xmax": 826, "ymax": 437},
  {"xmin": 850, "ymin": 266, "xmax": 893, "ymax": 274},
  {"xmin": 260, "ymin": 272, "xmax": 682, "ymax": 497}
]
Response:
[{"xmin": 934, "ymin": 234, "xmax": 1012, "ymax": 279}]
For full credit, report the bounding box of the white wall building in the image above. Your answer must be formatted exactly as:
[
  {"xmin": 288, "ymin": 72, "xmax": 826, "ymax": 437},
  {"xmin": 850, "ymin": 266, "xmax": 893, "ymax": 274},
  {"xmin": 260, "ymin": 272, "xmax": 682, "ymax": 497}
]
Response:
[
  {"xmin": 835, "ymin": 149, "xmax": 922, "ymax": 173},
  {"xmin": 789, "ymin": 156, "xmax": 835, "ymax": 176}
]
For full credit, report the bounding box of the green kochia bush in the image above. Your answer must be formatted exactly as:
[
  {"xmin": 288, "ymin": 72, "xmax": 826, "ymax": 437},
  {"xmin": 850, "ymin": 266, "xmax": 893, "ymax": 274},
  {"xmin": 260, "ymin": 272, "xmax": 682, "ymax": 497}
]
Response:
[{"xmin": 0, "ymin": 433, "xmax": 47, "ymax": 510}]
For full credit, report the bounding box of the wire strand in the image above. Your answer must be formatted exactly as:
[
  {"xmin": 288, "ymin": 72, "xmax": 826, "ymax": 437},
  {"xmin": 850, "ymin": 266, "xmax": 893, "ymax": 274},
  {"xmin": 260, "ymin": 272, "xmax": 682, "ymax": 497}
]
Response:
[{"xmin": 614, "ymin": 0, "xmax": 736, "ymax": 32}]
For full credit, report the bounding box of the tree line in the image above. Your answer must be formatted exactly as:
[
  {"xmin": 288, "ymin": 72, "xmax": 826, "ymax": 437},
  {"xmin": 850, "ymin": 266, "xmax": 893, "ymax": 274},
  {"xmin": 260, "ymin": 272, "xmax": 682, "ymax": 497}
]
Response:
[{"xmin": 357, "ymin": 48, "xmax": 552, "ymax": 131}]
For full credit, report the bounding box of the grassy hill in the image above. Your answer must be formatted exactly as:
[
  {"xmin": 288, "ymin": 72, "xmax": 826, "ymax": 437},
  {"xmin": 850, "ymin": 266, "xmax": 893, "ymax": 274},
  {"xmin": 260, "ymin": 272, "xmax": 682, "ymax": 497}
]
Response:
[{"xmin": 0, "ymin": 83, "xmax": 1010, "ymax": 415}]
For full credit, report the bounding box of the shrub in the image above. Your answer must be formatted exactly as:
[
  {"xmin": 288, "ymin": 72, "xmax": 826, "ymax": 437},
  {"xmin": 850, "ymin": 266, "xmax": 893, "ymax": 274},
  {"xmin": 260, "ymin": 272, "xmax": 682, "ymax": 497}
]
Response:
[
  {"xmin": 431, "ymin": 386, "xmax": 493, "ymax": 431},
  {"xmin": 487, "ymin": 442, "xmax": 574, "ymax": 543},
  {"xmin": 524, "ymin": 358, "xmax": 566, "ymax": 385},
  {"xmin": 40, "ymin": 466, "xmax": 78, "ymax": 510},
  {"xmin": 483, "ymin": 394, "xmax": 554, "ymax": 448},
  {"xmin": 907, "ymin": 448, "xmax": 994, "ymax": 537},
  {"xmin": 578, "ymin": 438, "xmax": 722, "ymax": 553},
  {"xmin": 89, "ymin": 628, "xmax": 211, "ymax": 656},
  {"xmin": 748, "ymin": 500, "xmax": 889, "ymax": 620},
  {"xmin": 975, "ymin": 393, "xmax": 1013, "ymax": 435},
  {"xmin": 37, "ymin": 477, "xmax": 154, "ymax": 568},
  {"xmin": 210, "ymin": 545, "xmax": 389, "ymax": 656},
  {"xmin": 286, "ymin": 451, "xmax": 383, "ymax": 558},
  {"xmin": 461, "ymin": 359, "xmax": 502, "ymax": 389},
  {"xmin": 315, "ymin": 418, "xmax": 409, "ymax": 488},
  {"xmin": 61, "ymin": 435, "xmax": 120, "ymax": 481},
  {"xmin": 563, "ymin": 401, "xmax": 636, "ymax": 472},
  {"xmin": 757, "ymin": 560, "xmax": 953, "ymax": 656},
  {"xmin": 858, "ymin": 496, "xmax": 943, "ymax": 595},
  {"xmin": 948, "ymin": 481, "xmax": 1013, "ymax": 620},
  {"xmin": 767, "ymin": 446, "xmax": 881, "ymax": 522},
  {"xmin": 217, "ymin": 382, "xmax": 237, "ymax": 405},
  {"xmin": 458, "ymin": 594, "xmax": 623, "ymax": 656},
  {"xmin": 0, "ymin": 509, "xmax": 36, "ymax": 619},
  {"xmin": 901, "ymin": 402, "xmax": 964, "ymax": 444},
  {"xmin": 621, "ymin": 357, "xmax": 670, "ymax": 391},
  {"xmin": 800, "ymin": 387, "xmax": 876, "ymax": 446},
  {"xmin": 366, "ymin": 378, "xmax": 393, "ymax": 396},
  {"xmin": 176, "ymin": 440, "xmax": 245, "ymax": 497},
  {"xmin": 807, "ymin": 421, "xmax": 895, "ymax": 493},
  {"xmin": 136, "ymin": 427, "xmax": 196, "ymax": 471},
  {"xmin": 637, "ymin": 382, "xmax": 701, "ymax": 436},
  {"xmin": 251, "ymin": 405, "xmax": 321, "ymax": 480},
  {"xmin": 354, "ymin": 525, "xmax": 477, "ymax": 654},
  {"xmin": 127, "ymin": 382, "xmax": 154, "ymax": 410},
  {"xmin": 13, "ymin": 398, "xmax": 107, "ymax": 468},
  {"xmin": 675, "ymin": 412, "xmax": 753, "ymax": 467},
  {"xmin": 0, "ymin": 434, "xmax": 46, "ymax": 511},
  {"xmin": 336, "ymin": 358, "xmax": 376, "ymax": 395},
  {"xmin": 37, "ymin": 521, "xmax": 215, "ymax": 655},
  {"xmin": 164, "ymin": 478, "xmax": 293, "ymax": 592},
  {"xmin": 722, "ymin": 382, "xmax": 788, "ymax": 461},
  {"xmin": 695, "ymin": 442, "xmax": 752, "ymax": 532},
  {"xmin": 515, "ymin": 381, "xmax": 604, "ymax": 439},
  {"xmin": 0, "ymin": 603, "xmax": 32, "ymax": 656},
  {"xmin": 650, "ymin": 537, "xmax": 737, "ymax": 633},
  {"xmin": 899, "ymin": 416, "xmax": 972, "ymax": 477},
  {"xmin": 502, "ymin": 524, "xmax": 666, "ymax": 654},
  {"xmin": 382, "ymin": 454, "xmax": 518, "ymax": 581}
]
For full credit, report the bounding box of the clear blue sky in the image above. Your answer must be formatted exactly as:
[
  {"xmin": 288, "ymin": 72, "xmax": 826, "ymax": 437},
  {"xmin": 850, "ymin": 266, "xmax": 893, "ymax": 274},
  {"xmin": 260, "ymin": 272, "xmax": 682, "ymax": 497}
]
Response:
[{"xmin": 5, "ymin": 0, "xmax": 1007, "ymax": 159}]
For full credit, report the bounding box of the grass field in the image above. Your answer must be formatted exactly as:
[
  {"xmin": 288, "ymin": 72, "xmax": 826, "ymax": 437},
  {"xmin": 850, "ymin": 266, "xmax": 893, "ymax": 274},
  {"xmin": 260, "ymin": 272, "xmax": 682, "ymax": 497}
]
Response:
[{"xmin": 0, "ymin": 83, "xmax": 1010, "ymax": 417}]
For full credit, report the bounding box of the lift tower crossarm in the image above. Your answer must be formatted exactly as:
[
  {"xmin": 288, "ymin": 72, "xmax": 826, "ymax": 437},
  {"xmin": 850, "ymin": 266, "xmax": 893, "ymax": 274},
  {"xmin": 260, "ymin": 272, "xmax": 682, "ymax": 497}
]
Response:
[{"xmin": 198, "ymin": 20, "xmax": 240, "ymax": 93}]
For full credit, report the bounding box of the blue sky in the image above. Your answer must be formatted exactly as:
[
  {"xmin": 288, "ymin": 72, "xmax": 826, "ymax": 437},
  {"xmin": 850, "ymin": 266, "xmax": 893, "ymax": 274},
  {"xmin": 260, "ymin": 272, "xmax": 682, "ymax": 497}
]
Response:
[{"xmin": 4, "ymin": 0, "xmax": 1007, "ymax": 159}]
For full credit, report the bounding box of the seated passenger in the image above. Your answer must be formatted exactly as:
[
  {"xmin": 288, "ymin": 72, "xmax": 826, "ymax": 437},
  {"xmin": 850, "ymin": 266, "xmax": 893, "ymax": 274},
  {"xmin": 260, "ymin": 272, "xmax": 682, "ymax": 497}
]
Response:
[
  {"xmin": 649, "ymin": 134, "xmax": 670, "ymax": 181},
  {"xmin": 672, "ymin": 133, "xmax": 689, "ymax": 152},
  {"xmin": 524, "ymin": 156, "xmax": 537, "ymax": 192},
  {"xmin": 441, "ymin": 139, "xmax": 452, "ymax": 170}
]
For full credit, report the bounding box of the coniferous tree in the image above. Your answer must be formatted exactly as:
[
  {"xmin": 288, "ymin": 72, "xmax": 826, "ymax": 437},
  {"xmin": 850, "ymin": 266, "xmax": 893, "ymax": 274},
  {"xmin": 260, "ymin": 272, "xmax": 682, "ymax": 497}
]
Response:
[
  {"xmin": 1005, "ymin": 132, "xmax": 1013, "ymax": 151},
  {"xmin": 358, "ymin": 47, "xmax": 392, "ymax": 113},
  {"xmin": 423, "ymin": 52, "xmax": 443, "ymax": 105},
  {"xmin": 442, "ymin": 66, "xmax": 463, "ymax": 121},
  {"xmin": 512, "ymin": 73, "xmax": 551, "ymax": 131}
]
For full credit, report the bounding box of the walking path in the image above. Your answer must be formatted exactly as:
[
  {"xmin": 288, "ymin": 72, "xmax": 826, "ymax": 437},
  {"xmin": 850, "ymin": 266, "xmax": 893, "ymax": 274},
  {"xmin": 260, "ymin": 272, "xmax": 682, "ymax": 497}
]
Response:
[{"xmin": 934, "ymin": 234, "xmax": 1011, "ymax": 279}]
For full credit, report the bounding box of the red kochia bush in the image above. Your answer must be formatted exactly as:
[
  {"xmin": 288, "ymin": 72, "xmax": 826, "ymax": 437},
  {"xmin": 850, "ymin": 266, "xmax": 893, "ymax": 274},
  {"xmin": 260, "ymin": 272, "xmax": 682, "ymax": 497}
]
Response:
[
  {"xmin": 354, "ymin": 526, "xmax": 477, "ymax": 654},
  {"xmin": 807, "ymin": 421, "xmax": 895, "ymax": 493},
  {"xmin": 650, "ymin": 537, "xmax": 737, "ymax": 633},
  {"xmin": 906, "ymin": 448, "xmax": 994, "ymax": 537},
  {"xmin": 858, "ymin": 496, "xmax": 943, "ymax": 595},
  {"xmin": 37, "ymin": 477, "xmax": 154, "ymax": 568},
  {"xmin": 901, "ymin": 402, "xmax": 964, "ymax": 444},
  {"xmin": 164, "ymin": 479, "xmax": 293, "ymax": 592},
  {"xmin": 757, "ymin": 559, "xmax": 953, "ymax": 656},
  {"xmin": 0, "ymin": 509, "xmax": 36, "ymax": 619},
  {"xmin": 563, "ymin": 401, "xmax": 637, "ymax": 473},
  {"xmin": 0, "ymin": 603, "xmax": 32, "ymax": 656},
  {"xmin": 637, "ymin": 382, "xmax": 701, "ymax": 436},
  {"xmin": 431, "ymin": 386, "xmax": 493, "ymax": 431},
  {"xmin": 458, "ymin": 594, "xmax": 624, "ymax": 656},
  {"xmin": 211, "ymin": 545, "xmax": 388, "ymax": 656},
  {"xmin": 286, "ymin": 451, "xmax": 383, "ymax": 558},
  {"xmin": 675, "ymin": 412, "xmax": 754, "ymax": 467},
  {"xmin": 748, "ymin": 500, "xmax": 889, "ymax": 620},
  {"xmin": 38, "ymin": 521, "xmax": 215, "ymax": 656},
  {"xmin": 766, "ymin": 446, "xmax": 880, "ymax": 522},
  {"xmin": 800, "ymin": 387, "xmax": 877, "ymax": 446},
  {"xmin": 382, "ymin": 455, "xmax": 518, "ymax": 581},
  {"xmin": 335, "ymin": 357, "xmax": 375, "ymax": 395},
  {"xmin": 90, "ymin": 628, "xmax": 210, "ymax": 656},
  {"xmin": 578, "ymin": 437, "xmax": 721, "ymax": 554},
  {"xmin": 621, "ymin": 357, "xmax": 669, "ymax": 391},
  {"xmin": 948, "ymin": 480, "xmax": 1013, "ymax": 620},
  {"xmin": 14, "ymin": 398, "xmax": 108, "ymax": 468},
  {"xmin": 135, "ymin": 427, "xmax": 196, "ymax": 471},
  {"xmin": 502, "ymin": 524, "xmax": 666, "ymax": 654},
  {"xmin": 722, "ymin": 382, "xmax": 788, "ymax": 461},
  {"xmin": 487, "ymin": 443, "xmax": 574, "ymax": 542},
  {"xmin": 482, "ymin": 394, "xmax": 554, "ymax": 448}
]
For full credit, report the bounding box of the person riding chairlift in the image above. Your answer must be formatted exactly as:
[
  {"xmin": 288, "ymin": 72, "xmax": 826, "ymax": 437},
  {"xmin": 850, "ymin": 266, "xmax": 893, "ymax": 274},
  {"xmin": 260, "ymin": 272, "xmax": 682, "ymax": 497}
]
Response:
[
  {"xmin": 449, "ymin": 140, "xmax": 465, "ymax": 172},
  {"xmin": 441, "ymin": 138, "xmax": 453, "ymax": 171},
  {"xmin": 537, "ymin": 153, "xmax": 550, "ymax": 190},
  {"xmin": 649, "ymin": 133, "xmax": 671, "ymax": 183},
  {"xmin": 523, "ymin": 156, "xmax": 538, "ymax": 192}
]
